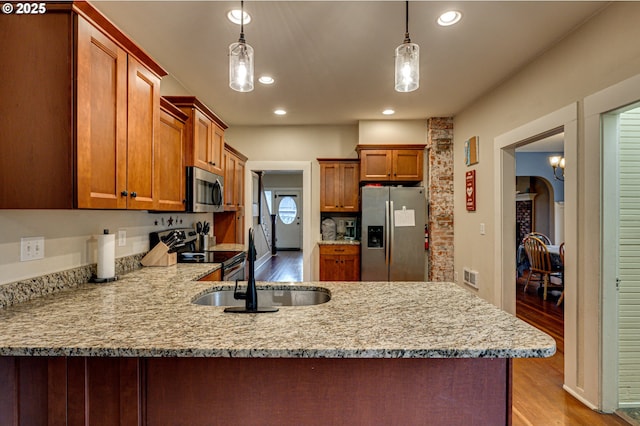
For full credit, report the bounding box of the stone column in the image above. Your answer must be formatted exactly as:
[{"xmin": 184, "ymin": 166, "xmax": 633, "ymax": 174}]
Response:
[{"xmin": 426, "ymin": 117, "xmax": 454, "ymax": 281}]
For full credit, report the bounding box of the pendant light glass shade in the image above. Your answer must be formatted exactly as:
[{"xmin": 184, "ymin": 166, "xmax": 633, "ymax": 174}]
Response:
[
  {"xmin": 229, "ymin": 40, "xmax": 254, "ymax": 92},
  {"xmin": 229, "ymin": 0, "xmax": 254, "ymax": 92},
  {"xmin": 395, "ymin": 42, "xmax": 419, "ymax": 92}
]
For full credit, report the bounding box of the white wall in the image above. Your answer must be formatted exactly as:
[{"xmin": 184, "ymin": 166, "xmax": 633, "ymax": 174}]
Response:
[
  {"xmin": 0, "ymin": 210, "xmax": 211, "ymax": 285},
  {"xmin": 358, "ymin": 120, "xmax": 426, "ymax": 145},
  {"xmin": 453, "ymin": 2, "xmax": 640, "ymax": 409},
  {"xmin": 263, "ymin": 172, "xmax": 303, "ymax": 189}
]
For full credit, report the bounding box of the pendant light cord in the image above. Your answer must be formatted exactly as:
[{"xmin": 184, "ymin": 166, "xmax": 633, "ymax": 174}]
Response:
[
  {"xmin": 404, "ymin": 0, "xmax": 411, "ymax": 43},
  {"xmin": 239, "ymin": 0, "xmax": 246, "ymax": 43}
]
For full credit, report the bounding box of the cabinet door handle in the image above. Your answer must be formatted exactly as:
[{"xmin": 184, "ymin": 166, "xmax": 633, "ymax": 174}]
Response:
[
  {"xmin": 130, "ymin": 192, "xmax": 137, "ymax": 198},
  {"xmin": 120, "ymin": 190, "xmax": 128, "ymax": 197}
]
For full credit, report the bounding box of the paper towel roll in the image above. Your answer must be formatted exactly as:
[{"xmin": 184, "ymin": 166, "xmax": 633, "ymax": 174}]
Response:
[{"xmin": 97, "ymin": 231, "xmax": 116, "ymax": 279}]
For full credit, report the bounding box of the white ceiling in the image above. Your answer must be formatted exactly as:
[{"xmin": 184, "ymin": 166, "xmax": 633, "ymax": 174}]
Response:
[{"xmin": 91, "ymin": 1, "xmax": 608, "ymax": 127}]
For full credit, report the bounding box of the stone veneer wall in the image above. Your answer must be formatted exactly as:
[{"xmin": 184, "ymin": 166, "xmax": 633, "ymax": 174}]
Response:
[
  {"xmin": 516, "ymin": 200, "xmax": 533, "ymax": 247},
  {"xmin": 426, "ymin": 117, "xmax": 454, "ymax": 281}
]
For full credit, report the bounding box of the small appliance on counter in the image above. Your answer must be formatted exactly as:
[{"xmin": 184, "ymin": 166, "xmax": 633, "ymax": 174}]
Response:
[
  {"xmin": 344, "ymin": 219, "xmax": 356, "ymax": 240},
  {"xmin": 321, "ymin": 218, "xmax": 336, "ymax": 241},
  {"xmin": 148, "ymin": 228, "xmax": 246, "ymax": 281}
]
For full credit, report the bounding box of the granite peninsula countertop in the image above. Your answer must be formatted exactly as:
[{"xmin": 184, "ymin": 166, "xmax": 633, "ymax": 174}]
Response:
[{"xmin": 0, "ymin": 265, "xmax": 555, "ymax": 359}]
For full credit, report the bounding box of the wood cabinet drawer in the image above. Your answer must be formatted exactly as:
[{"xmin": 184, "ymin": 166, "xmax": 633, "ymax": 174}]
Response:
[{"xmin": 319, "ymin": 245, "xmax": 360, "ymax": 256}]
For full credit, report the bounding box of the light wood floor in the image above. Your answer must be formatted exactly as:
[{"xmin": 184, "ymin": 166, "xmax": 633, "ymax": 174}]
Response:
[
  {"xmin": 514, "ymin": 278, "xmax": 629, "ymax": 425},
  {"xmin": 256, "ymin": 253, "xmax": 630, "ymax": 425}
]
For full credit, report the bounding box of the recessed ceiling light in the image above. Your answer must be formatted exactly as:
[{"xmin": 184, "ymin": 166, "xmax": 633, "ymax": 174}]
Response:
[
  {"xmin": 227, "ymin": 9, "xmax": 251, "ymax": 25},
  {"xmin": 382, "ymin": 109, "xmax": 395, "ymax": 115},
  {"xmin": 274, "ymin": 109, "xmax": 287, "ymax": 116},
  {"xmin": 259, "ymin": 76, "xmax": 275, "ymax": 85},
  {"xmin": 437, "ymin": 10, "xmax": 462, "ymax": 27}
]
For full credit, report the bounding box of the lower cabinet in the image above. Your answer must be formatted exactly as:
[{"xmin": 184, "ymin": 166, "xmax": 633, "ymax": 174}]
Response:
[
  {"xmin": 198, "ymin": 268, "xmax": 222, "ymax": 281},
  {"xmin": 0, "ymin": 356, "xmax": 511, "ymax": 425},
  {"xmin": 319, "ymin": 244, "xmax": 360, "ymax": 281}
]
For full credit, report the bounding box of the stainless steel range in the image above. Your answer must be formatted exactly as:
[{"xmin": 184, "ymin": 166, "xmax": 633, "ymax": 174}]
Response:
[{"xmin": 149, "ymin": 228, "xmax": 246, "ymax": 281}]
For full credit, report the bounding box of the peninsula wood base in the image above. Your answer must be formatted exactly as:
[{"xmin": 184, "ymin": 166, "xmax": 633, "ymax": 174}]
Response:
[{"xmin": 0, "ymin": 356, "xmax": 511, "ymax": 425}]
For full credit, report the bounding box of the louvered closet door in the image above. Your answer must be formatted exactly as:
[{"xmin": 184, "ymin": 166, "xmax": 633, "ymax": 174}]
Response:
[{"xmin": 618, "ymin": 106, "xmax": 640, "ymax": 405}]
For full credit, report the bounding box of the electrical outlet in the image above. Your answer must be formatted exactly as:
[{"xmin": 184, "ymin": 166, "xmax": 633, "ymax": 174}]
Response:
[
  {"xmin": 118, "ymin": 230, "xmax": 126, "ymax": 247},
  {"xmin": 21, "ymin": 237, "xmax": 44, "ymax": 261}
]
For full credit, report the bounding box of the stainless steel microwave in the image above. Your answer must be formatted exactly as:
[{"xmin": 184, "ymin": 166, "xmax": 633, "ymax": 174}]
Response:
[{"xmin": 185, "ymin": 167, "xmax": 224, "ymax": 213}]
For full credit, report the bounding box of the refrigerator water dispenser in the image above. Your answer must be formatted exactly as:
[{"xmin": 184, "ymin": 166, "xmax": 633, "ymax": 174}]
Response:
[{"xmin": 367, "ymin": 226, "xmax": 384, "ymax": 248}]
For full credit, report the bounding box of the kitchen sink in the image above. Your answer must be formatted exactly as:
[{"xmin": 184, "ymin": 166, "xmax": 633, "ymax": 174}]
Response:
[{"xmin": 193, "ymin": 286, "xmax": 331, "ymax": 307}]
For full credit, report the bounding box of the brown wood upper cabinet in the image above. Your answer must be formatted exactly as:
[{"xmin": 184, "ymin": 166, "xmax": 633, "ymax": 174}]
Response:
[
  {"xmin": 0, "ymin": 3, "xmax": 166, "ymax": 209},
  {"xmin": 155, "ymin": 98, "xmax": 188, "ymax": 211},
  {"xmin": 356, "ymin": 145, "xmax": 426, "ymax": 183},
  {"xmin": 163, "ymin": 97, "xmax": 227, "ymax": 177},
  {"xmin": 213, "ymin": 144, "xmax": 247, "ymax": 245},
  {"xmin": 224, "ymin": 144, "xmax": 248, "ymax": 211},
  {"xmin": 318, "ymin": 159, "xmax": 360, "ymax": 212}
]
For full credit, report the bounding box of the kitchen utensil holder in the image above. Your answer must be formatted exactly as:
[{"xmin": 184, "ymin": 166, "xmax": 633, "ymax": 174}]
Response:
[
  {"xmin": 141, "ymin": 242, "xmax": 177, "ymax": 267},
  {"xmin": 198, "ymin": 235, "xmax": 209, "ymax": 251}
]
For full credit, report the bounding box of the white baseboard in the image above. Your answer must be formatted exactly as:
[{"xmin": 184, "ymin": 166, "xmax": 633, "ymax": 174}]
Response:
[
  {"xmin": 562, "ymin": 384, "xmax": 599, "ymax": 411},
  {"xmin": 255, "ymin": 252, "xmax": 272, "ymax": 271}
]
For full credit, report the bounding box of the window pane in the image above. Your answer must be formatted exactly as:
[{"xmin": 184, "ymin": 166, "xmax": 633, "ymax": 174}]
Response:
[{"xmin": 278, "ymin": 196, "xmax": 297, "ymax": 225}]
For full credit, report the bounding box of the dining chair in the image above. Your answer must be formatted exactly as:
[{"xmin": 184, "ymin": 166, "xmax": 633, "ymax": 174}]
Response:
[
  {"xmin": 525, "ymin": 232, "xmax": 552, "ymax": 245},
  {"xmin": 556, "ymin": 242, "xmax": 565, "ymax": 306},
  {"xmin": 523, "ymin": 236, "xmax": 563, "ymax": 300}
]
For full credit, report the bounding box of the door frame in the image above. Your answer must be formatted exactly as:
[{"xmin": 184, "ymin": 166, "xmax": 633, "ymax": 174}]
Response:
[
  {"xmin": 494, "ymin": 103, "xmax": 582, "ymax": 402},
  {"xmin": 585, "ymin": 72, "xmax": 640, "ymax": 412},
  {"xmin": 244, "ymin": 161, "xmax": 312, "ymax": 282}
]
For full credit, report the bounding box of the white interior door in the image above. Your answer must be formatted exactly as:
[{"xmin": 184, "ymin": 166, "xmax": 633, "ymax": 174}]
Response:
[{"xmin": 274, "ymin": 190, "xmax": 302, "ymax": 249}]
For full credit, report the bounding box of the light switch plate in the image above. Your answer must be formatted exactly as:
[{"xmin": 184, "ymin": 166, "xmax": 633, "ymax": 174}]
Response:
[{"xmin": 21, "ymin": 236, "xmax": 44, "ymax": 261}]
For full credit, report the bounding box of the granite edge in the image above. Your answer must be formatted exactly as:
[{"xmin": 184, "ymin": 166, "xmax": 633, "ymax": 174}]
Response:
[
  {"xmin": 0, "ymin": 346, "xmax": 555, "ymax": 359},
  {"xmin": 317, "ymin": 240, "xmax": 360, "ymax": 245}
]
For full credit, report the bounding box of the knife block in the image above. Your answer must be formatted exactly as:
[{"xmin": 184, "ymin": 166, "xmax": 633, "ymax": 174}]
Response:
[{"xmin": 141, "ymin": 242, "xmax": 177, "ymax": 267}]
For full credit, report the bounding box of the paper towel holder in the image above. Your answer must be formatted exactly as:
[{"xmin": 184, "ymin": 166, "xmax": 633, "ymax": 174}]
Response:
[{"xmin": 91, "ymin": 229, "xmax": 118, "ymax": 284}]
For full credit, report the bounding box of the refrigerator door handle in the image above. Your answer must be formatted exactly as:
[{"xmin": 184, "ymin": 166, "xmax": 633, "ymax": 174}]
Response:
[
  {"xmin": 389, "ymin": 200, "xmax": 394, "ymax": 265},
  {"xmin": 385, "ymin": 200, "xmax": 390, "ymax": 265}
]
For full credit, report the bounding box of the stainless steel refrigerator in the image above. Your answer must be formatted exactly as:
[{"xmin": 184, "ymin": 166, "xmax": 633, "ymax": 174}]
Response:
[{"xmin": 361, "ymin": 186, "xmax": 426, "ymax": 281}]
